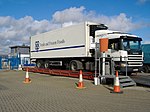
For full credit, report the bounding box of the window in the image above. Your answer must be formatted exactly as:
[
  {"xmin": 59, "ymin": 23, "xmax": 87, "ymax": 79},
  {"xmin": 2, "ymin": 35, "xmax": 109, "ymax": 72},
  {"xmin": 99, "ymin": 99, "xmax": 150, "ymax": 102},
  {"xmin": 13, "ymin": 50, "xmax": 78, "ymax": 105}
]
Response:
[
  {"xmin": 19, "ymin": 48, "xmax": 29, "ymax": 54},
  {"xmin": 122, "ymin": 38, "xmax": 141, "ymax": 51},
  {"xmin": 108, "ymin": 39, "xmax": 120, "ymax": 50}
]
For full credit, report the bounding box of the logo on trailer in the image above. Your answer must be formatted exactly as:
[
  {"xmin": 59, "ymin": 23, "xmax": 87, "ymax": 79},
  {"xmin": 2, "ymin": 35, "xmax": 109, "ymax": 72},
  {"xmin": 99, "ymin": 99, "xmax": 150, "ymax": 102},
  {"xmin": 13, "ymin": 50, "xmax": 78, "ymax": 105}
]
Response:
[{"xmin": 35, "ymin": 41, "xmax": 40, "ymax": 51}]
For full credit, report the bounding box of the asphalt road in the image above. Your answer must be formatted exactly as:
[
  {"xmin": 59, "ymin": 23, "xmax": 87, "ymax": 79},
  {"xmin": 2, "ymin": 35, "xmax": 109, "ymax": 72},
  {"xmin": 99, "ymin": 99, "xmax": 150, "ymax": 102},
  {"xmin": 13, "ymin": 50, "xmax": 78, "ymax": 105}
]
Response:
[
  {"xmin": 131, "ymin": 73, "xmax": 150, "ymax": 86},
  {"xmin": 0, "ymin": 70, "xmax": 150, "ymax": 112}
]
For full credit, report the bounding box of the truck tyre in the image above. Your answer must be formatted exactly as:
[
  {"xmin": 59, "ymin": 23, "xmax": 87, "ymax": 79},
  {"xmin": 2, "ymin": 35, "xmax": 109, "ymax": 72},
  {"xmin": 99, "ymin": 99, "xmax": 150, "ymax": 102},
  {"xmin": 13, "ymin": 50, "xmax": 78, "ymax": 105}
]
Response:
[
  {"xmin": 143, "ymin": 65, "xmax": 149, "ymax": 73},
  {"xmin": 147, "ymin": 65, "xmax": 150, "ymax": 73},
  {"xmin": 70, "ymin": 60, "xmax": 83, "ymax": 71},
  {"xmin": 44, "ymin": 60, "xmax": 49, "ymax": 68},
  {"xmin": 36, "ymin": 60, "xmax": 44, "ymax": 68}
]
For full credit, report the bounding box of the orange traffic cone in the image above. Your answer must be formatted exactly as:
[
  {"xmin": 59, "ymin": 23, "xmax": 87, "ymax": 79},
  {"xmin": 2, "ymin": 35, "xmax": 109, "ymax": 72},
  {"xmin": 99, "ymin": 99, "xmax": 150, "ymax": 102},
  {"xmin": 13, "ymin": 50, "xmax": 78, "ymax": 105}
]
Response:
[
  {"xmin": 111, "ymin": 71, "xmax": 123, "ymax": 93},
  {"xmin": 76, "ymin": 70, "xmax": 86, "ymax": 89},
  {"xmin": 23, "ymin": 68, "xmax": 31, "ymax": 83}
]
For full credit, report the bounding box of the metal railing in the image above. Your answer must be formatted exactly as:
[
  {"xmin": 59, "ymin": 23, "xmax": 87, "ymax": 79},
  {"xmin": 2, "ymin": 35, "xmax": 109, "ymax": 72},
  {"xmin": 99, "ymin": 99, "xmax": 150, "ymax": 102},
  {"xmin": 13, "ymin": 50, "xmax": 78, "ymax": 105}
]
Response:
[{"xmin": 95, "ymin": 56, "xmax": 128, "ymax": 78}]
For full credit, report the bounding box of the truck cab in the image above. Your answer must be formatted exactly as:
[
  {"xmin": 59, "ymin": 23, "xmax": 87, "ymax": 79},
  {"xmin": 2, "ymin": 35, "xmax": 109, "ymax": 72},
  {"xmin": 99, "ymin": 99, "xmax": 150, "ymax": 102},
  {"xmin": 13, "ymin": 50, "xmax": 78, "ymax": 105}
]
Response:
[{"xmin": 95, "ymin": 30, "xmax": 143, "ymax": 74}]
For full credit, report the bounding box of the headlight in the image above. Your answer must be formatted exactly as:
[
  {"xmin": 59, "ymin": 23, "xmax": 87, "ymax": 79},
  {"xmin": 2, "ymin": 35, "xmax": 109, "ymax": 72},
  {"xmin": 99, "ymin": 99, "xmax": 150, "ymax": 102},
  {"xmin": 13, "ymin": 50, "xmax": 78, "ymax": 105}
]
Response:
[{"xmin": 120, "ymin": 63, "xmax": 126, "ymax": 67}]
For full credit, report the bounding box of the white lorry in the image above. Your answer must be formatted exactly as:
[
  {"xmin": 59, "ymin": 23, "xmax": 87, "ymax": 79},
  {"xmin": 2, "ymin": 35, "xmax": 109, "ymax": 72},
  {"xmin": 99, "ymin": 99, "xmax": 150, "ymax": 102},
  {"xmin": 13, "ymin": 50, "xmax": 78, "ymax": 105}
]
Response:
[{"xmin": 30, "ymin": 22, "xmax": 143, "ymax": 75}]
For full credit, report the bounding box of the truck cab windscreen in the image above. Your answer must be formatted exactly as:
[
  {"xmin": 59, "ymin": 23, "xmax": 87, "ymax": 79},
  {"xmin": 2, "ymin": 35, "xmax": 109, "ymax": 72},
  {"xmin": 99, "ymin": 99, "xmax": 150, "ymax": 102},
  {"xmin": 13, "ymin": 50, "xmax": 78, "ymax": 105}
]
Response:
[
  {"xmin": 108, "ymin": 37, "xmax": 142, "ymax": 51},
  {"xmin": 121, "ymin": 37, "xmax": 142, "ymax": 54}
]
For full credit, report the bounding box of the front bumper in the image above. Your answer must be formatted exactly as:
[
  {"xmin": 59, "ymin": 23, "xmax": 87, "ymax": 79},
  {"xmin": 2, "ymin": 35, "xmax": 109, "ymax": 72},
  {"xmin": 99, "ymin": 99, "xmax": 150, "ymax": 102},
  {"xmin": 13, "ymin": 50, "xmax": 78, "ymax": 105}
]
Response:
[{"xmin": 120, "ymin": 66, "xmax": 143, "ymax": 73}]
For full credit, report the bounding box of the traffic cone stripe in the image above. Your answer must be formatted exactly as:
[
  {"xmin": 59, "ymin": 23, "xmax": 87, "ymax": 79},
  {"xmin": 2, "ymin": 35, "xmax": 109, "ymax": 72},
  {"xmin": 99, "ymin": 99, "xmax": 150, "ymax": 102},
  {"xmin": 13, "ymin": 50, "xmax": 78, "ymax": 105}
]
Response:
[
  {"xmin": 114, "ymin": 77, "xmax": 120, "ymax": 86},
  {"xmin": 79, "ymin": 70, "xmax": 83, "ymax": 82}
]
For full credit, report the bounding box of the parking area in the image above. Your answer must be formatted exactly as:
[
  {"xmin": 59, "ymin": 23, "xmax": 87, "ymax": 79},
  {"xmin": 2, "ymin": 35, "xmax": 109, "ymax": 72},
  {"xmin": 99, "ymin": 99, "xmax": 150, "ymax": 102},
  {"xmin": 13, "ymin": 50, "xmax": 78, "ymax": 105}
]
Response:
[{"xmin": 0, "ymin": 70, "xmax": 150, "ymax": 112}]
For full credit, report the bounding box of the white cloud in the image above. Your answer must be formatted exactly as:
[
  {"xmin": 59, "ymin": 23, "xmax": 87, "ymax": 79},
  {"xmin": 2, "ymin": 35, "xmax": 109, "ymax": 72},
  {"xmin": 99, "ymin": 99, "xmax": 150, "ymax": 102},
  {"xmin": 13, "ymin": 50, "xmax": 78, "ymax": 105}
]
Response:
[
  {"xmin": 143, "ymin": 41, "xmax": 150, "ymax": 44},
  {"xmin": 51, "ymin": 6, "xmax": 141, "ymax": 32},
  {"xmin": 0, "ymin": 16, "xmax": 53, "ymax": 54},
  {"xmin": 138, "ymin": 0, "xmax": 150, "ymax": 4},
  {"xmin": 90, "ymin": 13, "xmax": 137, "ymax": 32},
  {"xmin": 52, "ymin": 6, "xmax": 85, "ymax": 23},
  {"xmin": 0, "ymin": 6, "xmax": 148, "ymax": 55}
]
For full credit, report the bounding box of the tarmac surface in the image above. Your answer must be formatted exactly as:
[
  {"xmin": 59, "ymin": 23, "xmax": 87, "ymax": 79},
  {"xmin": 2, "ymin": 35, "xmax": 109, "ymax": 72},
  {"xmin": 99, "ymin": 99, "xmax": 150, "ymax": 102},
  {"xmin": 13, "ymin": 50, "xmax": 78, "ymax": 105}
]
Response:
[
  {"xmin": 131, "ymin": 73, "xmax": 150, "ymax": 87},
  {"xmin": 0, "ymin": 70, "xmax": 150, "ymax": 112}
]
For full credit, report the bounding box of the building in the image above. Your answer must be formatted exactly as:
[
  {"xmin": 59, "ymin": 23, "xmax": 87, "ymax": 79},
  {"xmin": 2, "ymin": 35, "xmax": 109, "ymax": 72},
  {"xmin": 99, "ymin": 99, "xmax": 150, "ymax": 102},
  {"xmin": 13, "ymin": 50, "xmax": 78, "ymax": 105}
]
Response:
[
  {"xmin": 0, "ymin": 55, "xmax": 9, "ymax": 69},
  {"xmin": 9, "ymin": 45, "xmax": 30, "ymax": 69}
]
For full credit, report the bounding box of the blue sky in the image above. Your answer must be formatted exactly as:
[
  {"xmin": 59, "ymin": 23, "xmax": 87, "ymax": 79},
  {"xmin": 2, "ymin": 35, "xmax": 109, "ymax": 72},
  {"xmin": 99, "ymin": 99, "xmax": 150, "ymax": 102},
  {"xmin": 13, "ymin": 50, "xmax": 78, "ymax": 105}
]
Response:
[
  {"xmin": 0, "ymin": 0, "xmax": 150, "ymax": 54},
  {"xmin": 0, "ymin": 0, "xmax": 149, "ymax": 20}
]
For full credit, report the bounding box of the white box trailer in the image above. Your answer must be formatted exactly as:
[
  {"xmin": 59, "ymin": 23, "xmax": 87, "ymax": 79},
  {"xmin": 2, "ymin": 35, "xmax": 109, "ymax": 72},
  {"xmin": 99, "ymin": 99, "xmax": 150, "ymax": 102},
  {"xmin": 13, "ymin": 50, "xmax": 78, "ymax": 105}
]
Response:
[{"xmin": 31, "ymin": 22, "xmax": 92, "ymax": 59}]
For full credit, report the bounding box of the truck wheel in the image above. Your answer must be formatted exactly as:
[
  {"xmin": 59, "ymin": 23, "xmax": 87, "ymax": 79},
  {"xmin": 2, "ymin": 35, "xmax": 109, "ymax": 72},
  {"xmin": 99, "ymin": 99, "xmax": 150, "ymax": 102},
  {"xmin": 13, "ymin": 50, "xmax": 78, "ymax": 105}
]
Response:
[
  {"xmin": 147, "ymin": 65, "xmax": 150, "ymax": 73},
  {"xmin": 36, "ymin": 60, "xmax": 44, "ymax": 68},
  {"xmin": 143, "ymin": 65, "xmax": 149, "ymax": 73},
  {"xmin": 44, "ymin": 60, "xmax": 49, "ymax": 68},
  {"xmin": 70, "ymin": 61, "xmax": 77, "ymax": 71},
  {"xmin": 70, "ymin": 60, "xmax": 83, "ymax": 71}
]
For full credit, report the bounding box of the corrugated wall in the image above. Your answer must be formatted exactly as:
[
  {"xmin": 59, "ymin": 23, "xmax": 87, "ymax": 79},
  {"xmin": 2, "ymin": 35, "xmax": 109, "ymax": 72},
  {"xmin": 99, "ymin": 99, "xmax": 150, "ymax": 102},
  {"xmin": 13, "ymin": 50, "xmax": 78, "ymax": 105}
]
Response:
[{"xmin": 142, "ymin": 44, "xmax": 150, "ymax": 64}]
